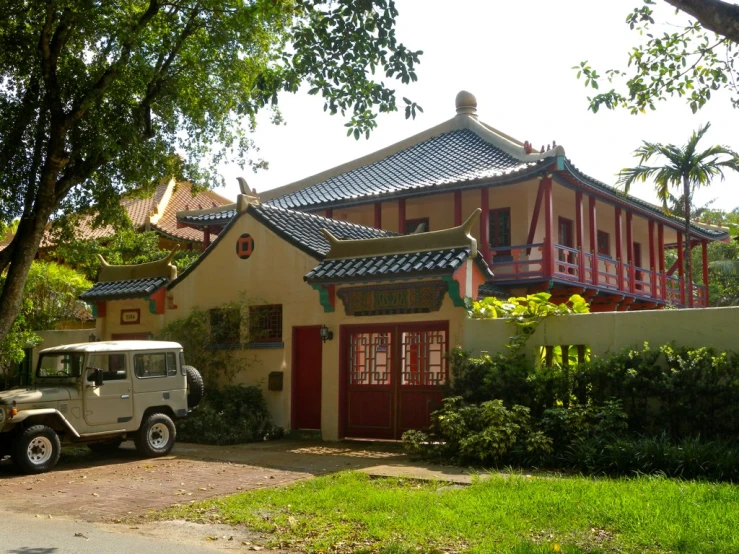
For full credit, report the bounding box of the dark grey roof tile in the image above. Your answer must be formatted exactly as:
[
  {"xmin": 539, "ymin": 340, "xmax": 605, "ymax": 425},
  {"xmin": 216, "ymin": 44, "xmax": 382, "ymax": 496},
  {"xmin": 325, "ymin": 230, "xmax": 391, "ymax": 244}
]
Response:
[{"xmin": 80, "ymin": 277, "xmax": 168, "ymax": 302}]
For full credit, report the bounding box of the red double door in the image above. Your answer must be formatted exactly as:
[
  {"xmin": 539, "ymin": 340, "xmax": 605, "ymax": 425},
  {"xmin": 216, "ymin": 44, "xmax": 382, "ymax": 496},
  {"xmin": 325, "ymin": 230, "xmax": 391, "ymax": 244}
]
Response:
[{"xmin": 340, "ymin": 322, "xmax": 449, "ymax": 440}]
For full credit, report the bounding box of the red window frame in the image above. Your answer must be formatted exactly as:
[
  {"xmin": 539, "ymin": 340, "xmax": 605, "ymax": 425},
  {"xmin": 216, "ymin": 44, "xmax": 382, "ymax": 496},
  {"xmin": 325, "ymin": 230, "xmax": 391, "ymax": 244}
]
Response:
[
  {"xmin": 489, "ymin": 208, "xmax": 511, "ymax": 256},
  {"xmin": 248, "ymin": 304, "xmax": 283, "ymax": 343},
  {"xmin": 597, "ymin": 230, "xmax": 610, "ymax": 256}
]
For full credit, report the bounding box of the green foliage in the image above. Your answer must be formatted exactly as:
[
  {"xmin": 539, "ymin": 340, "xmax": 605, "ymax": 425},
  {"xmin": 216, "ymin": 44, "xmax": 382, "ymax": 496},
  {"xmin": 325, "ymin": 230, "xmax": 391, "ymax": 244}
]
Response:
[
  {"xmin": 466, "ymin": 293, "xmax": 589, "ymax": 351},
  {"xmin": 156, "ymin": 301, "xmax": 251, "ymax": 389},
  {"xmin": 23, "ymin": 261, "xmax": 92, "ymax": 330},
  {"xmin": 575, "ymin": 2, "xmax": 739, "ymax": 114},
  {"xmin": 403, "ymin": 397, "xmax": 552, "ymax": 464},
  {"xmin": 176, "ymin": 385, "xmax": 281, "ymax": 445},
  {"xmin": 52, "ymin": 228, "xmax": 198, "ymax": 281}
]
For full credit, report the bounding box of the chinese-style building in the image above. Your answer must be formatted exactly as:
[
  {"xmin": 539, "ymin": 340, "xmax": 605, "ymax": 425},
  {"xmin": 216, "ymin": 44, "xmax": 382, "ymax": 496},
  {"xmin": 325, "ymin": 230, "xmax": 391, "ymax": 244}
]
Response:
[{"xmin": 78, "ymin": 91, "xmax": 729, "ymax": 440}]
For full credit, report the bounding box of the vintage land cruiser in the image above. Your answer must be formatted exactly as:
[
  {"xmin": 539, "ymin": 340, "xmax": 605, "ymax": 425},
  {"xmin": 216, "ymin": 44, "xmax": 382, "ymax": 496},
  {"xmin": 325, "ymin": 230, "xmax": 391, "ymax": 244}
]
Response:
[{"xmin": 0, "ymin": 341, "xmax": 203, "ymax": 474}]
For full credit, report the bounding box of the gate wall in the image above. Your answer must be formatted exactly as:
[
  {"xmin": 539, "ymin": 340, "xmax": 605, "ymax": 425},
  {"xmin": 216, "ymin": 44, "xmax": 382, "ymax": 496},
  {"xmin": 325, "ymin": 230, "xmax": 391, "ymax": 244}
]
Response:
[{"xmin": 463, "ymin": 306, "xmax": 739, "ymax": 359}]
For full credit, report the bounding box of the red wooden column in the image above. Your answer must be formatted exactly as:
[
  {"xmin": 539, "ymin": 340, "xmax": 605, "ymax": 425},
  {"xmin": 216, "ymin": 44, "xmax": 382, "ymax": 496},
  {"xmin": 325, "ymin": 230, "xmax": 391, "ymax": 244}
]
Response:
[
  {"xmin": 648, "ymin": 219, "xmax": 657, "ymax": 298},
  {"xmin": 398, "ymin": 198, "xmax": 406, "ymax": 234},
  {"xmin": 702, "ymin": 239, "xmax": 710, "ymax": 306},
  {"xmin": 203, "ymin": 226, "xmax": 211, "ymax": 248},
  {"xmin": 454, "ymin": 191, "xmax": 462, "ymax": 227},
  {"xmin": 480, "ymin": 187, "xmax": 490, "ymax": 263},
  {"xmin": 374, "ymin": 202, "xmax": 382, "ymax": 229},
  {"xmin": 626, "ymin": 211, "xmax": 635, "ymax": 293},
  {"xmin": 325, "ymin": 208, "xmax": 333, "ymax": 218},
  {"xmin": 575, "ymin": 191, "xmax": 585, "ymax": 281},
  {"xmin": 542, "ymin": 176, "xmax": 554, "ymax": 277},
  {"xmin": 677, "ymin": 230, "xmax": 686, "ymax": 306},
  {"xmin": 658, "ymin": 223, "xmax": 666, "ymax": 300},
  {"xmin": 589, "ymin": 196, "xmax": 598, "ymax": 286},
  {"xmin": 615, "ymin": 207, "xmax": 624, "ymax": 291}
]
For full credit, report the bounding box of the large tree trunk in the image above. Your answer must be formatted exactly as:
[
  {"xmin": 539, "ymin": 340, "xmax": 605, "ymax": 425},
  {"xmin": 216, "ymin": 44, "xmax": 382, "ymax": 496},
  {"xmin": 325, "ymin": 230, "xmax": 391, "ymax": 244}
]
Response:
[
  {"xmin": 683, "ymin": 175, "xmax": 693, "ymax": 307},
  {"xmin": 664, "ymin": 0, "xmax": 739, "ymax": 44}
]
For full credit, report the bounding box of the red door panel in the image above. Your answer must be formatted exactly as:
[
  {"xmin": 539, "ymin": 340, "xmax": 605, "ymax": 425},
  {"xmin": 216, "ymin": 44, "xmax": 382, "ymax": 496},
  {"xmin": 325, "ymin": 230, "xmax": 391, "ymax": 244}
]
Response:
[
  {"xmin": 293, "ymin": 326, "xmax": 322, "ymax": 430},
  {"xmin": 341, "ymin": 322, "xmax": 448, "ymax": 440}
]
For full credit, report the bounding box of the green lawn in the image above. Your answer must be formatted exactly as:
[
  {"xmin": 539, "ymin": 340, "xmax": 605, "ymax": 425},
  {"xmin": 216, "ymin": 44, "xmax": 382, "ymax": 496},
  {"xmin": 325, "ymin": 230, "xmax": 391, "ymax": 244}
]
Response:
[{"xmin": 164, "ymin": 471, "xmax": 739, "ymax": 553}]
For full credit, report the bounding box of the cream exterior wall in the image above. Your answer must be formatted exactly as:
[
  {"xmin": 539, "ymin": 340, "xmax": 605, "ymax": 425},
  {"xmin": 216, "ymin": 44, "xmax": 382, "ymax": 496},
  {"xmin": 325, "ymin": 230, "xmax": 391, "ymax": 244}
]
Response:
[
  {"xmin": 99, "ymin": 299, "xmax": 164, "ymax": 339},
  {"xmin": 463, "ymin": 306, "xmax": 739, "ymax": 359}
]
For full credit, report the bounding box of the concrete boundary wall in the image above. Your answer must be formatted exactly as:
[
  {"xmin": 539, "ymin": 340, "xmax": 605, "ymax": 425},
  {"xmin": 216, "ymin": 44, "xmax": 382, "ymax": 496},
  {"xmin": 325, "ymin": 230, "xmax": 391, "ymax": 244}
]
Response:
[{"xmin": 463, "ymin": 306, "xmax": 739, "ymax": 358}]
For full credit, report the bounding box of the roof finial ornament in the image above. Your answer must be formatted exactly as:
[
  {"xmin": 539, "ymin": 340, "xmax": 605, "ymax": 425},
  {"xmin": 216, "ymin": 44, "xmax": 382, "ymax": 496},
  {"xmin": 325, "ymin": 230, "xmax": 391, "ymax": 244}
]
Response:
[
  {"xmin": 237, "ymin": 177, "xmax": 252, "ymax": 195},
  {"xmin": 455, "ymin": 90, "xmax": 477, "ymax": 117}
]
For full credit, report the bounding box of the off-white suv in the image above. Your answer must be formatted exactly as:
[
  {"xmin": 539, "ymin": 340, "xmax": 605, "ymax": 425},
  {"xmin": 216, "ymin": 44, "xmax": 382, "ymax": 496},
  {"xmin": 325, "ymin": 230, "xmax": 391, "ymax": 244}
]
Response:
[{"xmin": 0, "ymin": 341, "xmax": 203, "ymax": 474}]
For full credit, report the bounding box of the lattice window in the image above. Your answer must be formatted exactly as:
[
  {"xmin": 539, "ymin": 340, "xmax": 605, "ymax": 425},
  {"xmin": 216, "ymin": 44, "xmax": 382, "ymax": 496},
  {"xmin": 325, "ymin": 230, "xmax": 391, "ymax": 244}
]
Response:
[
  {"xmin": 401, "ymin": 330, "xmax": 447, "ymax": 386},
  {"xmin": 249, "ymin": 305, "xmax": 283, "ymax": 342},
  {"xmin": 348, "ymin": 332, "xmax": 392, "ymax": 386}
]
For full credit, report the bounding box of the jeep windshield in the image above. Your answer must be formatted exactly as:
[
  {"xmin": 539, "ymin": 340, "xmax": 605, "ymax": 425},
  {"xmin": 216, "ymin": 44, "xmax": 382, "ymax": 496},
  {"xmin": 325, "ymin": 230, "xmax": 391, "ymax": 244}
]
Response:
[{"xmin": 36, "ymin": 352, "xmax": 84, "ymax": 379}]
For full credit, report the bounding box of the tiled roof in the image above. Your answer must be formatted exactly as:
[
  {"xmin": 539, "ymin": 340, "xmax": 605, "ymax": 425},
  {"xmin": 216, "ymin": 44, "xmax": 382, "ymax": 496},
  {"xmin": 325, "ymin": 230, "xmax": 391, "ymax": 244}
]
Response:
[
  {"xmin": 177, "ymin": 207, "xmax": 237, "ymax": 227},
  {"xmin": 305, "ymin": 248, "xmax": 491, "ymax": 284},
  {"xmin": 80, "ymin": 277, "xmax": 168, "ymax": 302},
  {"xmin": 562, "ymin": 160, "xmax": 729, "ymax": 240},
  {"xmin": 267, "ymin": 129, "xmax": 541, "ymax": 210},
  {"xmin": 248, "ymin": 204, "xmax": 396, "ymax": 259},
  {"xmin": 151, "ymin": 183, "xmax": 233, "ymax": 242}
]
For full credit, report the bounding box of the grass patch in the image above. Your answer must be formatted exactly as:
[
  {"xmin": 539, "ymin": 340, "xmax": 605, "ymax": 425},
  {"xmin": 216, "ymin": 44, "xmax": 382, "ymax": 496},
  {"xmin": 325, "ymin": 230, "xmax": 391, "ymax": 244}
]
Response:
[{"xmin": 162, "ymin": 471, "xmax": 739, "ymax": 553}]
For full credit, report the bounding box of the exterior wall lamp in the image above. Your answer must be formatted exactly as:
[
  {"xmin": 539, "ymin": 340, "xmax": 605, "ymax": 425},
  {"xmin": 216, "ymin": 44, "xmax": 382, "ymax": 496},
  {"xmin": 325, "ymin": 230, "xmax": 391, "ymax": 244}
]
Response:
[
  {"xmin": 320, "ymin": 325, "xmax": 334, "ymax": 343},
  {"xmin": 88, "ymin": 333, "xmax": 97, "ymax": 342}
]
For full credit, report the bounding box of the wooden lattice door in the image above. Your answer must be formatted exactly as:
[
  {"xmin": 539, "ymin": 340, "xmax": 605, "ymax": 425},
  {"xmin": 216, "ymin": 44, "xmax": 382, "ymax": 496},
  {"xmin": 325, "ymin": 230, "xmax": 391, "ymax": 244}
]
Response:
[{"xmin": 341, "ymin": 322, "xmax": 448, "ymax": 439}]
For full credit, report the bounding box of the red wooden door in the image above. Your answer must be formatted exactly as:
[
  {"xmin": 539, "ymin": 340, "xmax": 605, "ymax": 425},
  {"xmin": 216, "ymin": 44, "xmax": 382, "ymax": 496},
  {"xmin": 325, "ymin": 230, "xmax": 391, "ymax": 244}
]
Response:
[
  {"xmin": 292, "ymin": 326, "xmax": 322, "ymax": 430},
  {"xmin": 341, "ymin": 322, "xmax": 448, "ymax": 439}
]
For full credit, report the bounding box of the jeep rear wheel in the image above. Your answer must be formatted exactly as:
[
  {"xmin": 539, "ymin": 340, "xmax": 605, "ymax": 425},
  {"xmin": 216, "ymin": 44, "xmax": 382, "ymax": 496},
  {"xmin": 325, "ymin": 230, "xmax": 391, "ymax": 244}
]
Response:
[
  {"xmin": 135, "ymin": 413, "xmax": 176, "ymax": 457},
  {"xmin": 11, "ymin": 425, "xmax": 61, "ymax": 474}
]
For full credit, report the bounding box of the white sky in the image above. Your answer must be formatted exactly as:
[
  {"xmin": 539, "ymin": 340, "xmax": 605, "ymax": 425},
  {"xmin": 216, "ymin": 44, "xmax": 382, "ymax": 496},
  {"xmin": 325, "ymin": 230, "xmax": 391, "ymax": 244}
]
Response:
[{"xmin": 214, "ymin": 0, "xmax": 739, "ymax": 212}]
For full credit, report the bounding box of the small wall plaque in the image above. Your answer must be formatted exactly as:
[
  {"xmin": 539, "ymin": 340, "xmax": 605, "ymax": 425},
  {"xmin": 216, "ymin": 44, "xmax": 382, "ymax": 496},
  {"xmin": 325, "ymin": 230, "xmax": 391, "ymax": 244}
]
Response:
[
  {"xmin": 120, "ymin": 309, "xmax": 141, "ymax": 325},
  {"xmin": 268, "ymin": 371, "xmax": 283, "ymax": 391}
]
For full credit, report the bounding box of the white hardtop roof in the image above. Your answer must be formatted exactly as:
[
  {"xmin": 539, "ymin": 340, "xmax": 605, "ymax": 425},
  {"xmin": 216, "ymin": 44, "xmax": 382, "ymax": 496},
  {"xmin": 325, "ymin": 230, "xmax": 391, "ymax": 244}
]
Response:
[{"xmin": 39, "ymin": 341, "xmax": 183, "ymax": 354}]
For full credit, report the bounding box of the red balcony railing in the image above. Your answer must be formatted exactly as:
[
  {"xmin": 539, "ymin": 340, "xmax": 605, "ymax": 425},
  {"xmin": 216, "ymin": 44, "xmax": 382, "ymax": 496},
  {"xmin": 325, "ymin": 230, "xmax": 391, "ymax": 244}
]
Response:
[{"xmin": 489, "ymin": 243, "xmax": 706, "ymax": 308}]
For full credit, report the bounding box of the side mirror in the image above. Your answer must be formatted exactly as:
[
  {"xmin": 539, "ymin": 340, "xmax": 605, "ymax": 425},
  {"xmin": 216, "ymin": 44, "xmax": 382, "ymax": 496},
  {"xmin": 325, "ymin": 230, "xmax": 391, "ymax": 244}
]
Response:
[{"xmin": 91, "ymin": 368, "xmax": 103, "ymax": 387}]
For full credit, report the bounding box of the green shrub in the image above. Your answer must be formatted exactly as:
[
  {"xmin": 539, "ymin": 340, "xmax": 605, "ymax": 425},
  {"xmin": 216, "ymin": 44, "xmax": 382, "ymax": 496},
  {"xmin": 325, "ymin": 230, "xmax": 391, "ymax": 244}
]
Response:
[{"xmin": 177, "ymin": 385, "xmax": 283, "ymax": 445}]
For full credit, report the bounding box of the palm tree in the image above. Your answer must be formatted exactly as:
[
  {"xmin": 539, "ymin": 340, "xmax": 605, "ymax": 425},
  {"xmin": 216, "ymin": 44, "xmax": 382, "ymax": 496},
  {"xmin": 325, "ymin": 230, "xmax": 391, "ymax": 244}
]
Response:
[{"xmin": 617, "ymin": 123, "xmax": 739, "ymax": 303}]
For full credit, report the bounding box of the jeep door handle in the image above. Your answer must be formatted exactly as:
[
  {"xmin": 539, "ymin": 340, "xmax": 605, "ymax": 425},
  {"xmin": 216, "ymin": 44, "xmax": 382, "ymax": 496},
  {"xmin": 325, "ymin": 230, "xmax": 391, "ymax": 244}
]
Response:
[{"xmin": 121, "ymin": 394, "xmax": 130, "ymax": 399}]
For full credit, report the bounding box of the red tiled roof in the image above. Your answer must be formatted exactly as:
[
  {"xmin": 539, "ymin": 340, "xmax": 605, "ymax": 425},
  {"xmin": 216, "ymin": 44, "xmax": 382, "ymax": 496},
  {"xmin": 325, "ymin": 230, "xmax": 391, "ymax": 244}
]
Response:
[{"xmin": 151, "ymin": 182, "xmax": 233, "ymax": 242}]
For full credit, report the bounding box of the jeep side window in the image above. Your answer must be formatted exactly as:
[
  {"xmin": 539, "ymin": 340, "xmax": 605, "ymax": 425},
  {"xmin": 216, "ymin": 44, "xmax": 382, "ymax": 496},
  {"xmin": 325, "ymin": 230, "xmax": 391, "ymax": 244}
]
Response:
[
  {"xmin": 86, "ymin": 354, "xmax": 127, "ymax": 381},
  {"xmin": 134, "ymin": 353, "xmax": 169, "ymax": 378},
  {"xmin": 166, "ymin": 352, "xmax": 177, "ymax": 376}
]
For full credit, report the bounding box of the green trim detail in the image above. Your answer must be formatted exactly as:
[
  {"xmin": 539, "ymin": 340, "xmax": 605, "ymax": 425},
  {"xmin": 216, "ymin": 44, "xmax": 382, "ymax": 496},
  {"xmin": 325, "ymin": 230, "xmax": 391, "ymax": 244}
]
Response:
[
  {"xmin": 90, "ymin": 303, "xmax": 98, "ymax": 318},
  {"xmin": 148, "ymin": 298, "xmax": 158, "ymax": 314},
  {"xmin": 442, "ymin": 276, "xmax": 465, "ymax": 307},
  {"xmin": 556, "ymin": 155, "xmax": 565, "ymax": 171},
  {"xmin": 312, "ymin": 284, "xmax": 335, "ymax": 313}
]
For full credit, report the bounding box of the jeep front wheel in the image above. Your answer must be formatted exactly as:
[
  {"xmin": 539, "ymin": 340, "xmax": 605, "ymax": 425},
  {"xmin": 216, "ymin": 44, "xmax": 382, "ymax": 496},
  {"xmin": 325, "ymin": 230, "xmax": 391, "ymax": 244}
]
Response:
[
  {"xmin": 11, "ymin": 425, "xmax": 62, "ymax": 474},
  {"xmin": 135, "ymin": 413, "xmax": 176, "ymax": 457}
]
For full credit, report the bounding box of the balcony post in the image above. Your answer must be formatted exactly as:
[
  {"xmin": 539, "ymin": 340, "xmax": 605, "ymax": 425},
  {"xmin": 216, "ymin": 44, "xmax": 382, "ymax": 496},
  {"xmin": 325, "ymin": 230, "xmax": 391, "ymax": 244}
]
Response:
[
  {"xmin": 589, "ymin": 196, "xmax": 598, "ymax": 286},
  {"xmin": 615, "ymin": 207, "xmax": 624, "ymax": 291},
  {"xmin": 398, "ymin": 198, "xmax": 406, "ymax": 234},
  {"xmin": 626, "ymin": 211, "xmax": 635, "ymax": 293},
  {"xmin": 677, "ymin": 230, "xmax": 686, "ymax": 306},
  {"xmin": 576, "ymin": 191, "xmax": 585, "ymax": 282},
  {"xmin": 454, "ymin": 190, "xmax": 462, "ymax": 227},
  {"xmin": 480, "ymin": 187, "xmax": 490, "ymax": 263},
  {"xmin": 702, "ymin": 239, "xmax": 710, "ymax": 306},
  {"xmin": 542, "ymin": 176, "xmax": 554, "ymax": 277},
  {"xmin": 658, "ymin": 223, "xmax": 666, "ymax": 300},
  {"xmin": 648, "ymin": 219, "xmax": 657, "ymax": 298}
]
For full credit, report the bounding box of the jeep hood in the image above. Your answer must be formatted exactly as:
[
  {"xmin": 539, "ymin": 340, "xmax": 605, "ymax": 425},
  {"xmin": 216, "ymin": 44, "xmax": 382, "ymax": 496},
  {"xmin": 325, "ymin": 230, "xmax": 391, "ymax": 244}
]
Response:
[{"xmin": 0, "ymin": 387, "xmax": 72, "ymax": 405}]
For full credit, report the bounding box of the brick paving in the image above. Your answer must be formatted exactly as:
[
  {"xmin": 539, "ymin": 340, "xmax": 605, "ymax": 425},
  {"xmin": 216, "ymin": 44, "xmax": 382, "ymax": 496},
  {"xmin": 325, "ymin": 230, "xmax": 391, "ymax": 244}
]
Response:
[{"xmin": 0, "ymin": 448, "xmax": 310, "ymax": 522}]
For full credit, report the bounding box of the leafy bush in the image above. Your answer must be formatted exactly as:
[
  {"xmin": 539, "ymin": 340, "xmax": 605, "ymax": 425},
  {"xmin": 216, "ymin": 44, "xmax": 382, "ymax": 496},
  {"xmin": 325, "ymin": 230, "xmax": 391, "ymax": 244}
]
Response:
[{"xmin": 177, "ymin": 385, "xmax": 282, "ymax": 445}]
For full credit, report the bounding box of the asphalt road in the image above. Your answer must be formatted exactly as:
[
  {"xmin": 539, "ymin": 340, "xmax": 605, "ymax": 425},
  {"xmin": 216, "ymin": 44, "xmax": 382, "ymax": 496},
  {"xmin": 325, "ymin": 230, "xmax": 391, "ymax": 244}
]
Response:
[{"xmin": 0, "ymin": 510, "xmax": 272, "ymax": 554}]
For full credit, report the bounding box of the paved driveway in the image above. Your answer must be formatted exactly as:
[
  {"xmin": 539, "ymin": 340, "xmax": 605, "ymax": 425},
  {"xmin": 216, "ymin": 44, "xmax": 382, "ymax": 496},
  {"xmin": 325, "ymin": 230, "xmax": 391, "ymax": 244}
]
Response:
[{"xmin": 0, "ymin": 444, "xmax": 310, "ymax": 522}]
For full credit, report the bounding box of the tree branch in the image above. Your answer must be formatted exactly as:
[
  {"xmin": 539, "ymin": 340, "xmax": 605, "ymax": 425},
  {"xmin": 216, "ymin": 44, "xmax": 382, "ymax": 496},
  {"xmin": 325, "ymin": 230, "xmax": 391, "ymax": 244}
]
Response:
[
  {"xmin": 65, "ymin": 0, "xmax": 162, "ymax": 127},
  {"xmin": 664, "ymin": 0, "xmax": 739, "ymax": 44}
]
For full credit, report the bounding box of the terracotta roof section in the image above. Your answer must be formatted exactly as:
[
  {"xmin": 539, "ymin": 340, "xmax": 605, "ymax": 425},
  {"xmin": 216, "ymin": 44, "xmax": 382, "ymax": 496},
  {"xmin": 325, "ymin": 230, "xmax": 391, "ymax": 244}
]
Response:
[
  {"xmin": 267, "ymin": 129, "xmax": 542, "ymax": 210},
  {"xmin": 304, "ymin": 247, "xmax": 491, "ymax": 284},
  {"xmin": 248, "ymin": 204, "xmax": 396, "ymax": 259},
  {"xmin": 80, "ymin": 277, "xmax": 168, "ymax": 302},
  {"xmin": 151, "ymin": 182, "xmax": 233, "ymax": 242}
]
